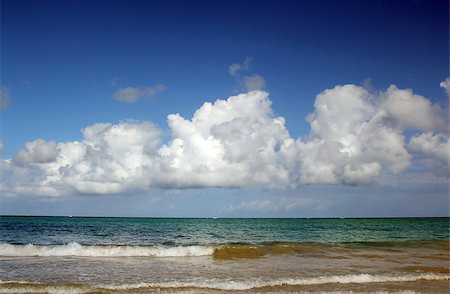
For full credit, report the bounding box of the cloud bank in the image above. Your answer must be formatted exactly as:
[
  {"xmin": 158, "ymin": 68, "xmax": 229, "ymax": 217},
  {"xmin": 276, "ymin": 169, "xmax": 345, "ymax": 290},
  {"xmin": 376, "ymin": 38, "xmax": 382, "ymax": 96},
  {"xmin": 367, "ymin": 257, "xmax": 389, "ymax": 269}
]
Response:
[
  {"xmin": 1, "ymin": 82, "xmax": 448, "ymax": 196},
  {"xmin": 227, "ymin": 198, "xmax": 311, "ymax": 213}
]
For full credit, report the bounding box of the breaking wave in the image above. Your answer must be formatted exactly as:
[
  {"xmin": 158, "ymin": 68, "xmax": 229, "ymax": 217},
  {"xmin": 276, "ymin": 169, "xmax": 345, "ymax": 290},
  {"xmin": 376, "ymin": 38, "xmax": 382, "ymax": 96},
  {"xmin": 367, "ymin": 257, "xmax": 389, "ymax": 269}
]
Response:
[
  {"xmin": 0, "ymin": 242, "xmax": 214, "ymax": 257},
  {"xmin": 1, "ymin": 241, "xmax": 449, "ymax": 259},
  {"xmin": 101, "ymin": 273, "xmax": 450, "ymax": 290},
  {"xmin": 0, "ymin": 242, "xmax": 340, "ymax": 258},
  {"xmin": 0, "ymin": 273, "xmax": 449, "ymax": 293}
]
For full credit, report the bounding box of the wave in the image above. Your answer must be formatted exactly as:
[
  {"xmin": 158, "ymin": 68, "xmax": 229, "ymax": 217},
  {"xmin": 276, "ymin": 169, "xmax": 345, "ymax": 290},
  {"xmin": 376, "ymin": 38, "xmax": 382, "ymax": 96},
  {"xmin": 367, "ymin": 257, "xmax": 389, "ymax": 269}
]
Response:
[
  {"xmin": 1, "ymin": 241, "xmax": 448, "ymax": 259},
  {"xmin": 0, "ymin": 242, "xmax": 338, "ymax": 258},
  {"xmin": 1, "ymin": 273, "xmax": 449, "ymax": 292},
  {"xmin": 100, "ymin": 273, "xmax": 450, "ymax": 290},
  {"xmin": 0, "ymin": 243, "xmax": 214, "ymax": 257}
]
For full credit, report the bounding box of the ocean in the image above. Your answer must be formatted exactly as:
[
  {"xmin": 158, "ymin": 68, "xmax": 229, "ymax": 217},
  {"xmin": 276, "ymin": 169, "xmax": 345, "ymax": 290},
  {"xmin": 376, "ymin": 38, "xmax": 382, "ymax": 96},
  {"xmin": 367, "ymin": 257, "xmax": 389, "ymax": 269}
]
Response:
[{"xmin": 0, "ymin": 216, "xmax": 448, "ymax": 293}]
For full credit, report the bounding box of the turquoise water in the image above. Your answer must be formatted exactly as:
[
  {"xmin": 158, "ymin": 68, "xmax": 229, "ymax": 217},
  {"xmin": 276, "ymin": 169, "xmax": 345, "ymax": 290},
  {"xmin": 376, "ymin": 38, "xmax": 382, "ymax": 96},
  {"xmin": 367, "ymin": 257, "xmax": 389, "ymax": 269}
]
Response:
[
  {"xmin": 1, "ymin": 217, "xmax": 449, "ymax": 293},
  {"xmin": 1, "ymin": 216, "xmax": 448, "ymax": 246}
]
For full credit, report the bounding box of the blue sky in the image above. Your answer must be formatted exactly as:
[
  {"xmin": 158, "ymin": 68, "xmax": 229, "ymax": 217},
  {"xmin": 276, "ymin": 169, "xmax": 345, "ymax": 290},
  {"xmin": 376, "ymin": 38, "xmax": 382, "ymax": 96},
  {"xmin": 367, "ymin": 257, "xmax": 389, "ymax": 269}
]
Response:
[{"xmin": 0, "ymin": 0, "xmax": 449, "ymax": 217}]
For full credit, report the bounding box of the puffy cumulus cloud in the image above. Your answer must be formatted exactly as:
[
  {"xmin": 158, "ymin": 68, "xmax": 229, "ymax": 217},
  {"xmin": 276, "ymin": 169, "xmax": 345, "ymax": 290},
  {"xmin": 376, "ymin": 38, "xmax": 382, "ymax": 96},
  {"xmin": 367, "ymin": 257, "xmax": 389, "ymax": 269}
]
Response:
[
  {"xmin": 14, "ymin": 139, "xmax": 59, "ymax": 165},
  {"xmin": 1, "ymin": 92, "xmax": 291, "ymax": 195},
  {"xmin": 284, "ymin": 85, "xmax": 412, "ymax": 185},
  {"xmin": 157, "ymin": 91, "xmax": 291, "ymax": 188},
  {"xmin": 62, "ymin": 122, "xmax": 162, "ymax": 194},
  {"xmin": 0, "ymin": 86, "xmax": 11, "ymax": 110},
  {"xmin": 112, "ymin": 84, "xmax": 166, "ymax": 102},
  {"xmin": 2, "ymin": 84, "xmax": 448, "ymax": 196},
  {"xmin": 380, "ymin": 85, "xmax": 448, "ymax": 132},
  {"xmin": 409, "ymin": 133, "xmax": 449, "ymax": 177},
  {"xmin": 1, "ymin": 122, "xmax": 162, "ymax": 196}
]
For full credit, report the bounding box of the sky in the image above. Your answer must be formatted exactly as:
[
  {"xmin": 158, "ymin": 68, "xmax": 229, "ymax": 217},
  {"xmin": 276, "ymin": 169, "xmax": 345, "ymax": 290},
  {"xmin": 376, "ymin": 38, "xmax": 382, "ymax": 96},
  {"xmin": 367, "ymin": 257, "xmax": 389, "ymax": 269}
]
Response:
[{"xmin": 0, "ymin": 0, "xmax": 449, "ymax": 217}]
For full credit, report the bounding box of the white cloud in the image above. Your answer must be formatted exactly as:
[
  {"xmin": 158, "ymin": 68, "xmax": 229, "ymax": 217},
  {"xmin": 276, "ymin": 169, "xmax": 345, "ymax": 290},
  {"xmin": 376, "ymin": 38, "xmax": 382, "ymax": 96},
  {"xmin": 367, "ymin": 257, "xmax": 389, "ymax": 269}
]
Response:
[
  {"xmin": 228, "ymin": 57, "xmax": 252, "ymax": 76},
  {"xmin": 157, "ymin": 91, "xmax": 291, "ymax": 188},
  {"xmin": 2, "ymin": 121, "xmax": 162, "ymax": 196},
  {"xmin": 227, "ymin": 199, "xmax": 272, "ymax": 212},
  {"xmin": 14, "ymin": 139, "xmax": 59, "ymax": 165},
  {"xmin": 112, "ymin": 84, "xmax": 166, "ymax": 102},
  {"xmin": 0, "ymin": 86, "xmax": 11, "ymax": 110},
  {"xmin": 228, "ymin": 64, "xmax": 241, "ymax": 76},
  {"xmin": 288, "ymin": 84, "xmax": 412, "ymax": 185},
  {"xmin": 409, "ymin": 133, "xmax": 449, "ymax": 161},
  {"xmin": 409, "ymin": 132, "xmax": 449, "ymax": 177},
  {"xmin": 2, "ymin": 83, "xmax": 448, "ymax": 196},
  {"xmin": 226, "ymin": 197, "xmax": 314, "ymax": 212},
  {"xmin": 1, "ymin": 91, "xmax": 291, "ymax": 195},
  {"xmin": 277, "ymin": 198, "xmax": 304, "ymax": 211},
  {"xmin": 440, "ymin": 77, "xmax": 450, "ymax": 96},
  {"xmin": 243, "ymin": 74, "xmax": 266, "ymax": 91},
  {"xmin": 0, "ymin": 141, "xmax": 4, "ymax": 154},
  {"xmin": 381, "ymin": 85, "xmax": 447, "ymax": 132},
  {"xmin": 229, "ymin": 58, "xmax": 267, "ymax": 92}
]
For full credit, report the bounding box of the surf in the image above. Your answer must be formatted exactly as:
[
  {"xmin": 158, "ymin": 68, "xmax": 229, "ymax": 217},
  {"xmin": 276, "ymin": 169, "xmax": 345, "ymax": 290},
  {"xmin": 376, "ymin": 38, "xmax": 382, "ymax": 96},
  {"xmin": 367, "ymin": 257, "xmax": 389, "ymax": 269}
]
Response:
[
  {"xmin": 0, "ymin": 242, "xmax": 342, "ymax": 258},
  {"xmin": 1, "ymin": 273, "xmax": 449, "ymax": 293},
  {"xmin": 0, "ymin": 243, "xmax": 214, "ymax": 257}
]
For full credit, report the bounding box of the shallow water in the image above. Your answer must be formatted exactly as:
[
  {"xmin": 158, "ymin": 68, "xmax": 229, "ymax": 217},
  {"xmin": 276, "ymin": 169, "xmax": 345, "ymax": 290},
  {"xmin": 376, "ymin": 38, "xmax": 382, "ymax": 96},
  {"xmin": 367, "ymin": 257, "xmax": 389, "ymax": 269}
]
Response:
[{"xmin": 1, "ymin": 217, "xmax": 449, "ymax": 293}]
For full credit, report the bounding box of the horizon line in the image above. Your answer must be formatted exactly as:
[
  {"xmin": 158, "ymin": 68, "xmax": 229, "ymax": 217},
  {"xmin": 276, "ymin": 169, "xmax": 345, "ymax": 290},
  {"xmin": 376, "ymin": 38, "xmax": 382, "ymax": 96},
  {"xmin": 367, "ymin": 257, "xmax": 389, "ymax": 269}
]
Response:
[{"xmin": 1, "ymin": 215, "xmax": 449, "ymax": 219}]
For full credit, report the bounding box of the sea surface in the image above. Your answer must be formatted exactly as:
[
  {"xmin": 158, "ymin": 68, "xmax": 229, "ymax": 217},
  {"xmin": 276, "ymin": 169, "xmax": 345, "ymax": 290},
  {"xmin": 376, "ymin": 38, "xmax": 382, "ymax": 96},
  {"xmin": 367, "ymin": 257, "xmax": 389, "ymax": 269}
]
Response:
[{"xmin": 0, "ymin": 216, "xmax": 449, "ymax": 293}]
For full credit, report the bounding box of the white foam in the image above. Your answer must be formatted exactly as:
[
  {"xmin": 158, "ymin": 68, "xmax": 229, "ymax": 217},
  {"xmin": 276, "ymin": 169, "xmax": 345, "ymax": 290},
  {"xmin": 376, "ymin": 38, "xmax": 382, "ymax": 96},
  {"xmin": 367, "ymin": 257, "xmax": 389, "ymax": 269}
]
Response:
[
  {"xmin": 100, "ymin": 273, "xmax": 450, "ymax": 291},
  {"xmin": 0, "ymin": 243, "xmax": 214, "ymax": 257},
  {"xmin": 0, "ymin": 281, "xmax": 89, "ymax": 294},
  {"xmin": 0, "ymin": 286, "xmax": 89, "ymax": 294},
  {"xmin": 0, "ymin": 280, "xmax": 42, "ymax": 285},
  {"xmin": 1, "ymin": 274, "xmax": 448, "ymax": 293}
]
